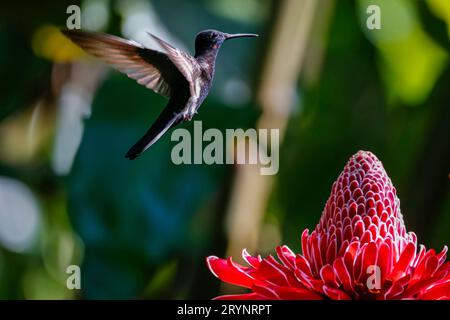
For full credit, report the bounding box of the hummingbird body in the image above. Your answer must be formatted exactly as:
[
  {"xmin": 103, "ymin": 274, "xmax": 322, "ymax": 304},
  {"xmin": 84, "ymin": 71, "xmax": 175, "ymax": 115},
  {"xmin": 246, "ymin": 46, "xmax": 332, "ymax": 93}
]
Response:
[{"xmin": 63, "ymin": 29, "xmax": 257, "ymax": 159}]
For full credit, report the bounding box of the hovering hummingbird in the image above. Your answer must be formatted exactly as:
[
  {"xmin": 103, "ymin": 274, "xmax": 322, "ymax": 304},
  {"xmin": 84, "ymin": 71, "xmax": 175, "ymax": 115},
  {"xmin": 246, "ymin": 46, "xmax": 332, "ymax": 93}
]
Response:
[{"xmin": 62, "ymin": 29, "xmax": 258, "ymax": 159}]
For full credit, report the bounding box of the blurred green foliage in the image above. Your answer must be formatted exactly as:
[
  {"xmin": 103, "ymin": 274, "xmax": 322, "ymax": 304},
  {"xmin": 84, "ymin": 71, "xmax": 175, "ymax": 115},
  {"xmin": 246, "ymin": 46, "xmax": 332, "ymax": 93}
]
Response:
[
  {"xmin": 0, "ymin": 0, "xmax": 448, "ymax": 300},
  {"xmin": 68, "ymin": 73, "xmax": 258, "ymax": 298}
]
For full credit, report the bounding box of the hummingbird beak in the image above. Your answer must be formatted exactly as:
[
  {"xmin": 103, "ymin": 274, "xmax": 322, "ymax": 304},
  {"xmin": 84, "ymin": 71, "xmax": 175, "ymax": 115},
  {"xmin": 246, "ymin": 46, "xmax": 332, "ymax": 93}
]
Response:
[{"xmin": 224, "ymin": 33, "xmax": 259, "ymax": 40}]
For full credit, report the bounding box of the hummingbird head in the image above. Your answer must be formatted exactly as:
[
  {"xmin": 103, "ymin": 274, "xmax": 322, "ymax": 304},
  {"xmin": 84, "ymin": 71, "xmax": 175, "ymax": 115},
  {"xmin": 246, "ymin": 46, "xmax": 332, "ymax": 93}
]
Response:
[{"xmin": 194, "ymin": 29, "xmax": 258, "ymax": 57}]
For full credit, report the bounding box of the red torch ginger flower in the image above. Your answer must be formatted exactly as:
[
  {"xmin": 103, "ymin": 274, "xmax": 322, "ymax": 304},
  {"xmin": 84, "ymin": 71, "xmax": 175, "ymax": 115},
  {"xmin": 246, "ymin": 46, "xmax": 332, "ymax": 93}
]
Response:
[{"xmin": 207, "ymin": 151, "xmax": 450, "ymax": 299}]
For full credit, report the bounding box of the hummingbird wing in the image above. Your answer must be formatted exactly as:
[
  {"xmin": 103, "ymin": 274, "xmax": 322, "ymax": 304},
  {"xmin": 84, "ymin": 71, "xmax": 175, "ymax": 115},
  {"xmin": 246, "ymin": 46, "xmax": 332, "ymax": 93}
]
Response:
[
  {"xmin": 62, "ymin": 30, "xmax": 189, "ymax": 98},
  {"xmin": 147, "ymin": 33, "xmax": 199, "ymax": 98},
  {"xmin": 63, "ymin": 30, "xmax": 195, "ymax": 159}
]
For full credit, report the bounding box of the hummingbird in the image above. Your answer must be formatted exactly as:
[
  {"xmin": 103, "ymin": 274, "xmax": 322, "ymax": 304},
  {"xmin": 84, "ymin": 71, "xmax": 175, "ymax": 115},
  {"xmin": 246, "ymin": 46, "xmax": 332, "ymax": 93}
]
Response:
[{"xmin": 62, "ymin": 29, "xmax": 258, "ymax": 159}]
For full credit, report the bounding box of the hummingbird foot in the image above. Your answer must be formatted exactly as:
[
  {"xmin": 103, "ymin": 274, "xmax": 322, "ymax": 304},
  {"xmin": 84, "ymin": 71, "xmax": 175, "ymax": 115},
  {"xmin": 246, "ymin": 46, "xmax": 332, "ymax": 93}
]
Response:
[{"xmin": 182, "ymin": 110, "xmax": 196, "ymax": 121}]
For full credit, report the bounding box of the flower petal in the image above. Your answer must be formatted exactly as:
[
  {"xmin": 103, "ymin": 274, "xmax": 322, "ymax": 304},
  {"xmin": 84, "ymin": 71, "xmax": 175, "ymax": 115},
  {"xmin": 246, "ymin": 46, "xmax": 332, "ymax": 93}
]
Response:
[
  {"xmin": 387, "ymin": 242, "xmax": 416, "ymax": 282},
  {"xmin": 274, "ymin": 287, "xmax": 324, "ymax": 300},
  {"xmin": 418, "ymin": 279, "xmax": 450, "ymax": 300},
  {"xmin": 242, "ymin": 249, "xmax": 261, "ymax": 268},
  {"xmin": 206, "ymin": 256, "xmax": 255, "ymax": 288},
  {"xmin": 323, "ymin": 285, "xmax": 352, "ymax": 300},
  {"xmin": 276, "ymin": 246, "xmax": 295, "ymax": 270},
  {"xmin": 320, "ymin": 264, "xmax": 338, "ymax": 288},
  {"xmin": 214, "ymin": 293, "xmax": 266, "ymax": 300},
  {"xmin": 333, "ymin": 257, "xmax": 355, "ymax": 294}
]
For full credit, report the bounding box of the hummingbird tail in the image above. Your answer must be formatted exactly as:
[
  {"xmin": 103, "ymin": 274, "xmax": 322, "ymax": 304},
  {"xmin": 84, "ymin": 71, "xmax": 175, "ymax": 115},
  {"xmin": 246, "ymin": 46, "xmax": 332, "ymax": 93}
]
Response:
[{"xmin": 125, "ymin": 108, "xmax": 183, "ymax": 160}]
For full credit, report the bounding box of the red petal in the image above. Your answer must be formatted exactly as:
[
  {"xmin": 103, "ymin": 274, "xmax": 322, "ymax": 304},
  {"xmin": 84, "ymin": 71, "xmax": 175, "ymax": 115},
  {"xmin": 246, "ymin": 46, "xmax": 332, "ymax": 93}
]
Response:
[
  {"xmin": 360, "ymin": 230, "xmax": 373, "ymax": 244},
  {"xmin": 252, "ymin": 284, "xmax": 279, "ymax": 299},
  {"xmin": 353, "ymin": 244, "xmax": 366, "ymax": 281},
  {"xmin": 377, "ymin": 242, "xmax": 391, "ymax": 285},
  {"xmin": 294, "ymin": 269, "xmax": 325, "ymax": 293},
  {"xmin": 359, "ymin": 241, "xmax": 378, "ymax": 282},
  {"xmin": 383, "ymin": 282, "xmax": 405, "ymax": 299},
  {"xmin": 326, "ymin": 237, "xmax": 337, "ymax": 264},
  {"xmin": 214, "ymin": 293, "xmax": 267, "ymax": 300},
  {"xmin": 387, "ymin": 242, "xmax": 416, "ymax": 282},
  {"xmin": 413, "ymin": 244, "xmax": 427, "ymax": 266},
  {"xmin": 274, "ymin": 286, "xmax": 324, "ymax": 300},
  {"xmin": 353, "ymin": 220, "xmax": 365, "ymax": 238},
  {"xmin": 311, "ymin": 234, "xmax": 324, "ymax": 273},
  {"xmin": 333, "ymin": 257, "xmax": 355, "ymax": 294},
  {"xmin": 301, "ymin": 229, "xmax": 310, "ymax": 261},
  {"xmin": 323, "ymin": 286, "xmax": 352, "ymax": 300},
  {"xmin": 256, "ymin": 257, "xmax": 292, "ymax": 287},
  {"xmin": 295, "ymin": 254, "xmax": 314, "ymax": 276},
  {"xmin": 242, "ymin": 249, "xmax": 261, "ymax": 268},
  {"xmin": 206, "ymin": 256, "xmax": 254, "ymax": 288},
  {"xmin": 320, "ymin": 234, "xmax": 328, "ymax": 265},
  {"xmin": 437, "ymin": 246, "xmax": 448, "ymax": 264},
  {"xmin": 419, "ymin": 279, "xmax": 450, "ymax": 300},
  {"xmin": 320, "ymin": 264, "xmax": 338, "ymax": 288},
  {"xmin": 402, "ymin": 268, "xmax": 448, "ymax": 298},
  {"xmin": 345, "ymin": 240, "xmax": 360, "ymax": 258},
  {"xmin": 276, "ymin": 246, "xmax": 295, "ymax": 270}
]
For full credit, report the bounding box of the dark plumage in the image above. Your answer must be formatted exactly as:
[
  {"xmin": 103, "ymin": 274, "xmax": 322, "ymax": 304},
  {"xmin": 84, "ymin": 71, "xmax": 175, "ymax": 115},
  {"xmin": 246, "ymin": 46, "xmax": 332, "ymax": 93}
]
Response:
[{"xmin": 62, "ymin": 29, "xmax": 258, "ymax": 159}]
